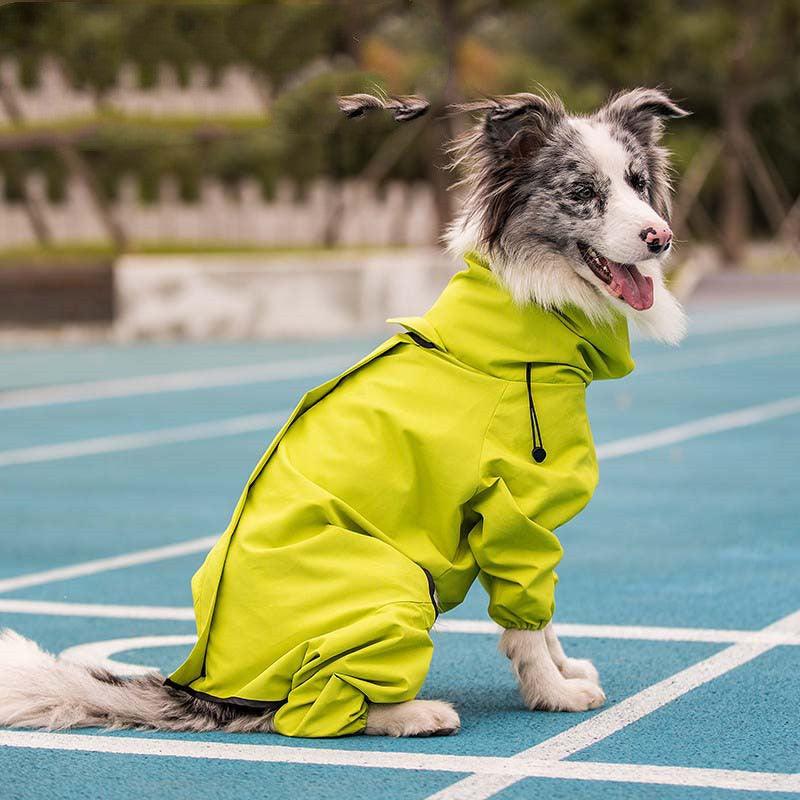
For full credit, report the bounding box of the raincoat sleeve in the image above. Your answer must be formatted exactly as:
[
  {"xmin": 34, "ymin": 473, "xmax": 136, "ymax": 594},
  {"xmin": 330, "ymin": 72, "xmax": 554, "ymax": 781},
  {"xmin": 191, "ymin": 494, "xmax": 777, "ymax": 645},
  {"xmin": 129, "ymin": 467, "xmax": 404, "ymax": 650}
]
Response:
[{"xmin": 467, "ymin": 382, "xmax": 597, "ymax": 631}]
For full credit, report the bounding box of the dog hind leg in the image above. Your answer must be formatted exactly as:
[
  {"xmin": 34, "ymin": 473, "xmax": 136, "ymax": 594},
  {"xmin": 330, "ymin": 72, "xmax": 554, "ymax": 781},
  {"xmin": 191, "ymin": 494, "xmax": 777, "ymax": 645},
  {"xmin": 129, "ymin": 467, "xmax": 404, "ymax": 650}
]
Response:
[{"xmin": 365, "ymin": 699, "xmax": 460, "ymax": 737}]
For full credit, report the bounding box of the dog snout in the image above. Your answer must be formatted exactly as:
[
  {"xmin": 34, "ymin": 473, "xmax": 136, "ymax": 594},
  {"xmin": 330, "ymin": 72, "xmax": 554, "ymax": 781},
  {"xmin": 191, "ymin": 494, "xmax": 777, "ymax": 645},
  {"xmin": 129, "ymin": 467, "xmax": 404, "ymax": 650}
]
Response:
[{"xmin": 639, "ymin": 224, "xmax": 673, "ymax": 254}]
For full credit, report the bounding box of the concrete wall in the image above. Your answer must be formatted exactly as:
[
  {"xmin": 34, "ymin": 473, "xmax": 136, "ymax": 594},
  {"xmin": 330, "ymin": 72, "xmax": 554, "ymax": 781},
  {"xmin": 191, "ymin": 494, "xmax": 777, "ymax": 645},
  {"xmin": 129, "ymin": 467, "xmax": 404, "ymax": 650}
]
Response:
[{"xmin": 114, "ymin": 248, "xmax": 458, "ymax": 340}]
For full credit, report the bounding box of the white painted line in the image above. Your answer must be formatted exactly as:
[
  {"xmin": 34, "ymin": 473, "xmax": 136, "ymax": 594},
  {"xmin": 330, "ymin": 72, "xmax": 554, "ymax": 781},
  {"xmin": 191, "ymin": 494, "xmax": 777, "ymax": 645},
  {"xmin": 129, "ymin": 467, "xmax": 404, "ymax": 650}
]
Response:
[
  {"xmin": 60, "ymin": 634, "xmax": 197, "ymax": 676},
  {"xmin": 0, "ymin": 730, "xmax": 797, "ymax": 794},
  {"xmin": 0, "ymin": 410, "xmax": 289, "ymax": 467},
  {"xmin": 0, "ymin": 731, "xmax": 796, "ymax": 794},
  {"xmin": 1, "ymin": 332, "xmax": 796, "ymax": 415},
  {"xmin": 0, "ymin": 536, "xmax": 215, "ymax": 595},
  {"xmin": 596, "ymin": 396, "xmax": 800, "ymax": 460},
  {"xmin": 0, "ymin": 599, "xmax": 195, "ymax": 620},
  {"xmin": 3, "ymin": 390, "xmax": 798, "ymax": 473},
  {"xmin": 636, "ymin": 335, "xmax": 800, "ymax": 375},
  {"xmin": 687, "ymin": 305, "xmax": 800, "ymax": 336},
  {"xmin": 0, "ymin": 353, "xmax": 359, "ymax": 411},
  {"xmin": 4, "ymin": 602, "xmax": 800, "ymax": 647},
  {"xmin": 425, "ymin": 608, "xmax": 800, "ymax": 800},
  {"xmin": 435, "ymin": 618, "xmax": 800, "ymax": 646}
]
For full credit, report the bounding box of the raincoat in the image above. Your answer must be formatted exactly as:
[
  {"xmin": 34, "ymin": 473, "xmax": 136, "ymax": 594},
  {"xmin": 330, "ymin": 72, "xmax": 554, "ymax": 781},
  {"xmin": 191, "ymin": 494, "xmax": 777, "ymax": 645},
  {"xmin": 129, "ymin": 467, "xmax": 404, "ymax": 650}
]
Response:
[{"xmin": 168, "ymin": 253, "xmax": 635, "ymax": 737}]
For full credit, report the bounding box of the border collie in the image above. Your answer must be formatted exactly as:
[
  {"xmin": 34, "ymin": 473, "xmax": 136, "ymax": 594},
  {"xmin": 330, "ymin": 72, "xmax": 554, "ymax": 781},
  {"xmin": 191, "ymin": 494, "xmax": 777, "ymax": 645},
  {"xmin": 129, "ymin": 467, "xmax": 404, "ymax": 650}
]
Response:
[{"xmin": 0, "ymin": 87, "xmax": 688, "ymax": 737}]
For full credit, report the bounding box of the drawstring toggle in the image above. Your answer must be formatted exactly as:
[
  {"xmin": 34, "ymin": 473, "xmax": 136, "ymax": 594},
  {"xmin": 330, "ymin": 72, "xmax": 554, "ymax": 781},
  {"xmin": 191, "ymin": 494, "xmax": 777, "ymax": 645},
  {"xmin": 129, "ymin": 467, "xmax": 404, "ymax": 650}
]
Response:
[{"xmin": 525, "ymin": 363, "xmax": 547, "ymax": 463}]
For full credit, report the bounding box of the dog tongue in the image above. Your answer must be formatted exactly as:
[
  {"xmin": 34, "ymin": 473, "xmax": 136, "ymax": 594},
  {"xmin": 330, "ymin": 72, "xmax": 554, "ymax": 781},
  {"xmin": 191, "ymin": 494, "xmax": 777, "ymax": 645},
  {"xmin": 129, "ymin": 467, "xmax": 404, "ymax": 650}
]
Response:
[{"xmin": 607, "ymin": 261, "xmax": 654, "ymax": 310}]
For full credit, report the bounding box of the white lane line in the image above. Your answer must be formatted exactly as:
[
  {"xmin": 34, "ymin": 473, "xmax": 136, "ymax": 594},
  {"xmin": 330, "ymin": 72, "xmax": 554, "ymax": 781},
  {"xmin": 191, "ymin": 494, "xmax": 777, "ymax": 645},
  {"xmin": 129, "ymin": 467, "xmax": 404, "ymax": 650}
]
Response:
[
  {"xmin": 0, "ymin": 599, "xmax": 196, "ymax": 620},
  {"xmin": 636, "ymin": 335, "xmax": 800, "ymax": 375},
  {"xmin": 0, "ymin": 410, "xmax": 289, "ymax": 467},
  {"xmin": 0, "ymin": 311, "xmax": 797, "ymax": 414},
  {"xmin": 3, "ymin": 601, "xmax": 800, "ymax": 648},
  {"xmin": 0, "ymin": 397, "xmax": 800, "ymax": 604},
  {"xmin": 3, "ymin": 391, "xmax": 799, "ymax": 472},
  {"xmin": 0, "ymin": 537, "xmax": 215, "ymax": 595},
  {"xmin": 686, "ymin": 306, "xmax": 800, "ymax": 336},
  {"xmin": 424, "ymin": 608, "xmax": 800, "ymax": 800},
  {"xmin": 596, "ymin": 395, "xmax": 800, "ymax": 460},
  {"xmin": 0, "ymin": 353, "xmax": 359, "ymax": 411},
  {"xmin": 0, "ymin": 395, "xmax": 798, "ymax": 593},
  {"xmin": 60, "ymin": 634, "xmax": 197, "ymax": 676},
  {"xmin": 0, "ymin": 731, "xmax": 797, "ymax": 794},
  {"xmin": 1, "ymin": 331, "xmax": 796, "ymax": 414},
  {"xmin": 436, "ymin": 618, "xmax": 800, "ymax": 646}
]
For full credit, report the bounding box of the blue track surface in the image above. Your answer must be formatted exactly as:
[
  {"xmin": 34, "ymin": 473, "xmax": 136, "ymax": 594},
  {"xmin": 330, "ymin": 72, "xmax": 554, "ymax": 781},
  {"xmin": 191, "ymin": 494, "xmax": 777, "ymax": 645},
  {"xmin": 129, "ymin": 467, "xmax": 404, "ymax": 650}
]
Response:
[{"xmin": 1, "ymin": 301, "xmax": 799, "ymax": 799}]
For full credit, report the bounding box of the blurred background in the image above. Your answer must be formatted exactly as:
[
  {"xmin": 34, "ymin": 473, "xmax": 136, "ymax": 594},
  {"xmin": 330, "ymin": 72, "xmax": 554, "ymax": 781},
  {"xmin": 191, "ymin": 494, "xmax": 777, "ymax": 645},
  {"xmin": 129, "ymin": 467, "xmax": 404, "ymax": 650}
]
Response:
[{"xmin": 0, "ymin": 0, "xmax": 798, "ymax": 342}]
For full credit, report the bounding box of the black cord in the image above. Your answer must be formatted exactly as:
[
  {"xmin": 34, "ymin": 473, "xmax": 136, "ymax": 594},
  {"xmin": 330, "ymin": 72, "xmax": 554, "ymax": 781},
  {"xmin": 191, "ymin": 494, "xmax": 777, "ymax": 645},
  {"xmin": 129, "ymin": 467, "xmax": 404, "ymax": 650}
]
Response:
[{"xmin": 525, "ymin": 362, "xmax": 547, "ymax": 463}]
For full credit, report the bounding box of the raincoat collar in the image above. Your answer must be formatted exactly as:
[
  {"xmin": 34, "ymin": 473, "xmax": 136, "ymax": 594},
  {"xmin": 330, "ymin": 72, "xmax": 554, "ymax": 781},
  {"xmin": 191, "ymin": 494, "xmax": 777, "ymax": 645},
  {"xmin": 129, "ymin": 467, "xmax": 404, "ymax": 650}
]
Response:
[{"xmin": 391, "ymin": 253, "xmax": 634, "ymax": 384}]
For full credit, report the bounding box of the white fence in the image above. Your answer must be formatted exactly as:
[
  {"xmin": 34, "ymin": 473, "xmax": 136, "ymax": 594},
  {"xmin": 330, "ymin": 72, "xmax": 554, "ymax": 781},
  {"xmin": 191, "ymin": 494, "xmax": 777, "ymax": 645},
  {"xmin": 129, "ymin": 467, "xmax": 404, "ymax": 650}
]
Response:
[
  {"xmin": 0, "ymin": 59, "xmax": 265, "ymax": 123},
  {"xmin": 0, "ymin": 176, "xmax": 441, "ymax": 248}
]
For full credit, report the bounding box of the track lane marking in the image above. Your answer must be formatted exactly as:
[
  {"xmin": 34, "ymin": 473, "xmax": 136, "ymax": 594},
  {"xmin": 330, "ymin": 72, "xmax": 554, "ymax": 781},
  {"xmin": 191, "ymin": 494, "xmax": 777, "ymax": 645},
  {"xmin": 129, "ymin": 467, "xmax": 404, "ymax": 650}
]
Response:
[
  {"xmin": 2, "ymin": 393, "xmax": 799, "ymax": 470},
  {"xmin": 0, "ymin": 353, "xmax": 360, "ymax": 411},
  {"xmin": 3, "ymin": 330, "xmax": 799, "ymax": 412},
  {"xmin": 635, "ymin": 335, "xmax": 800, "ymax": 374},
  {"xmin": 2, "ymin": 601, "xmax": 800, "ymax": 648},
  {"xmin": 0, "ymin": 410, "xmax": 289, "ymax": 467},
  {"xmin": 1, "ymin": 393, "xmax": 798, "ymax": 594},
  {"xmin": 0, "ymin": 537, "xmax": 216, "ymax": 595},
  {"xmin": 424, "ymin": 608, "xmax": 800, "ymax": 799},
  {"xmin": 596, "ymin": 395, "xmax": 800, "ymax": 460},
  {"xmin": 0, "ymin": 730, "xmax": 796, "ymax": 794}
]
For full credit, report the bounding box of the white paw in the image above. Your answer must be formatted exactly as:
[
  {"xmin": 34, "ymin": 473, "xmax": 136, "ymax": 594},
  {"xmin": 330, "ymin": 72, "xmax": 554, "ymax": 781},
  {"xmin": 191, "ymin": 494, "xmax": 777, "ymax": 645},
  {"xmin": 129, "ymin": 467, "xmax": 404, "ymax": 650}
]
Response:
[
  {"xmin": 550, "ymin": 678, "xmax": 606, "ymax": 712},
  {"xmin": 365, "ymin": 699, "xmax": 460, "ymax": 737},
  {"xmin": 559, "ymin": 657, "xmax": 600, "ymax": 685}
]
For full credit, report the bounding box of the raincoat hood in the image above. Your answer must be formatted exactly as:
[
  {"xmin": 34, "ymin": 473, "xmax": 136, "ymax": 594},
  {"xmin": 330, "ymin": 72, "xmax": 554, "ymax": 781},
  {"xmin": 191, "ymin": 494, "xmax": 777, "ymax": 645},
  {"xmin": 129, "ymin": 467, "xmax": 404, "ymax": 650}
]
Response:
[{"xmin": 391, "ymin": 253, "xmax": 635, "ymax": 385}]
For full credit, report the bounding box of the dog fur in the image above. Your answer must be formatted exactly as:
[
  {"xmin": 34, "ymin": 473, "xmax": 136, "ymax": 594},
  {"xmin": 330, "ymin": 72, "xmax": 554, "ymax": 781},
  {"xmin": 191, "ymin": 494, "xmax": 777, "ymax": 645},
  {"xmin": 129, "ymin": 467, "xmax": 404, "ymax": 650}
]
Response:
[
  {"xmin": 0, "ymin": 88, "xmax": 688, "ymax": 738},
  {"xmin": 447, "ymin": 88, "xmax": 689, "ymax": 343}
]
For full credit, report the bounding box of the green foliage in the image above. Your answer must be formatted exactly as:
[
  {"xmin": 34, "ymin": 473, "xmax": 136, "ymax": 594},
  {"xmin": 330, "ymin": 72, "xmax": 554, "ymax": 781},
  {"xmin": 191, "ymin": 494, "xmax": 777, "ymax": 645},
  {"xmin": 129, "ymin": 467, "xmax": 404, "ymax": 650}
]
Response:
[{"xmin": 0, "ymin": 0, "xmax": 797, "ymax": 237}]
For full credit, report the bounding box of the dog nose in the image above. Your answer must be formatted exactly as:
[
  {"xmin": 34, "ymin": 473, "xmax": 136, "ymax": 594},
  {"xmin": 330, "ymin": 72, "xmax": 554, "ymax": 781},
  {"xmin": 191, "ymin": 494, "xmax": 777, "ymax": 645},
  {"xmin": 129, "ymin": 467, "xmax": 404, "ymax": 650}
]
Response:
[{"xmin": 639, "ymin": 224, "xmax": 673, "ymax": 254}]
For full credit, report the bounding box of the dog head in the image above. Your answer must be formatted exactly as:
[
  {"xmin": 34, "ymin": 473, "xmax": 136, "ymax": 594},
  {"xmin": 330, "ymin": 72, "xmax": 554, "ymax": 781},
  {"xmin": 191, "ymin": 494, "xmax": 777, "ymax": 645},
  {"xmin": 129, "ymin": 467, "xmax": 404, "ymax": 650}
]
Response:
[{"xmin": 447, "ymin": 89, "xmax": 690, "ymax": 343}]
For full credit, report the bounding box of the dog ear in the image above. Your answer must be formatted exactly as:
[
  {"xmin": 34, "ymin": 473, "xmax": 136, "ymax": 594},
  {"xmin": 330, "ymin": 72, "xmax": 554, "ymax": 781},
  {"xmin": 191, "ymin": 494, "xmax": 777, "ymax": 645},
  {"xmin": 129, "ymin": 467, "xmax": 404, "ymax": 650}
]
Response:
[
  {"xmin": 337, "ymin": 94, "xmax": 430, "ymax": 122},
  {"xmin": 453, "ymin": 93, "xmax": 565, "ymax": 160},
  {"xmin": 600, "ymin": 88, "xmax": 690, "ymax": 144}
]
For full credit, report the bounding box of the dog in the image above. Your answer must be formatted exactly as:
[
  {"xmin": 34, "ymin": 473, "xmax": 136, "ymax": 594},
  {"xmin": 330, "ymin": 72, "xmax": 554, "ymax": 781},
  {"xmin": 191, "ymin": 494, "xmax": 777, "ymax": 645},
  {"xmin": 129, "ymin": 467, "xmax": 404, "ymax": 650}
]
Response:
[{"xmin": 0, "ymin": 87, "xmax": 688, "ymax": 738}]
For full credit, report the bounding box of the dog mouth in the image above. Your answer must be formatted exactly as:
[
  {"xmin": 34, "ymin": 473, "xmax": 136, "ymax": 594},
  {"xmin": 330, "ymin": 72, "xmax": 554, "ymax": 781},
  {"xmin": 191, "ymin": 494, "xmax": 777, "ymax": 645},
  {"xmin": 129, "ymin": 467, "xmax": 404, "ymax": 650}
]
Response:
[{"xmin": 577, "ymin": 242, "xmax": 654, "ymax": 311}]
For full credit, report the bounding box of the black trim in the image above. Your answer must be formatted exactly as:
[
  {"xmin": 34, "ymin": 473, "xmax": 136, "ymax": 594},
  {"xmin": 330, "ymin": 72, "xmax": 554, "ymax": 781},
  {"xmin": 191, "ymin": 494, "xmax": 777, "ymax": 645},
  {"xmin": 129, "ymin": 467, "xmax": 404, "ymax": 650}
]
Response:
[
  {"xmin": 408, "ymin": 332, "xmax": 437, "ymax": 349},
  {"xmin": 163, "ymin": 677, "xmax": 284, "ymax": 714},
  {"xmin": 420, "ymin": 565, "xmax": 439, "ymax": 620}
]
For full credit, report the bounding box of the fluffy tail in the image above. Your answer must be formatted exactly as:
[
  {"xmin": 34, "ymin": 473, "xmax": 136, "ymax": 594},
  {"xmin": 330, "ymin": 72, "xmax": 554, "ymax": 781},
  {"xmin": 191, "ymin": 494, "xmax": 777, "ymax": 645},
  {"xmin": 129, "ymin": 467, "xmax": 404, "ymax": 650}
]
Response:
[
  {"xmin": 0, "ymin": 629, "xmax": 274, "ymax": 733},
  {"xmin": 337, "ymin": 93, "xmax": 430, "ymax": 122}
]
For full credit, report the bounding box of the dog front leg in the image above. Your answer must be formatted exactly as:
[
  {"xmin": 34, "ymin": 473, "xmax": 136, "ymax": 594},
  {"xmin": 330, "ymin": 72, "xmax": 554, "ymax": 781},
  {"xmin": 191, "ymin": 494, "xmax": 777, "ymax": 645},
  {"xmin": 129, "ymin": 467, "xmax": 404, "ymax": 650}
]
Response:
[
  {"xmin": 544, "ymin": 622, "xmax": 600, "ymax": 684},
  {"xmin": 500, "ymin": 628, "xmax": 605, "ymax": 712}
]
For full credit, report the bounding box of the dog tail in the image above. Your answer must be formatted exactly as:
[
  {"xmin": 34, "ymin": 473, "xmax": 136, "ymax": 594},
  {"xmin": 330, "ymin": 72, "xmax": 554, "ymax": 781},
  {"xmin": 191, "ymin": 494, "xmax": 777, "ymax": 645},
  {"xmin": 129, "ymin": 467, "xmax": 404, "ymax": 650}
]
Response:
[
  {"xmin": 337, "ymin": 93, "xmax": 430, "ymax": 122},
  {"xmin": 0, "ymin": 629, "xmax": 274, "ymax": 733}
]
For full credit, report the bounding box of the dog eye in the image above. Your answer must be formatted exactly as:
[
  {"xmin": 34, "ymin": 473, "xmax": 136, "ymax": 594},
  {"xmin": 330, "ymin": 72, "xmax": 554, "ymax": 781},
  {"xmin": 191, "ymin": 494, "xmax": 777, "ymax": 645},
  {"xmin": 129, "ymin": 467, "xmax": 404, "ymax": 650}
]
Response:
[
  {"xmin": 629, "ymin": 173, "xmax": 647, "ymax": 193},
  {"xmin": 571, "ymin": 184, "xmax": 595, "ymax": 201}
]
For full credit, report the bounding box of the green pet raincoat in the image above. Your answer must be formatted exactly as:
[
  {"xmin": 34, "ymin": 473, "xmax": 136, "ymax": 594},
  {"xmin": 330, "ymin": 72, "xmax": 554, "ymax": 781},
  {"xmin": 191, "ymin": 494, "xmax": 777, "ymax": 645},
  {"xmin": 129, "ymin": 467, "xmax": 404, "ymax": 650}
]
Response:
[{"xmin": 168, "ymin": 253, "xmax": 634, "ymax": 737}]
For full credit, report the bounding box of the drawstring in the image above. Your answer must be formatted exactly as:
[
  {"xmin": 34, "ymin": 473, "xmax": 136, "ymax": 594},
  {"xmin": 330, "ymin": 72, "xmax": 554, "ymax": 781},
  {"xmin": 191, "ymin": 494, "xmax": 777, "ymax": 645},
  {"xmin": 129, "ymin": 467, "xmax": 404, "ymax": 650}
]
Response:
[{"xmin": 525, "ymin": 363, "xmax": 547, "ymax": 463}]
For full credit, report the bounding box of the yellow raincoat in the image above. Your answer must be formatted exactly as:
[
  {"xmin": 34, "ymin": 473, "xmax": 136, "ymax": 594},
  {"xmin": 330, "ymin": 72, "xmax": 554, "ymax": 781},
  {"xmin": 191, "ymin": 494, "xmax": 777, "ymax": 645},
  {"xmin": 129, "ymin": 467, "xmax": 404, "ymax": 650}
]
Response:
[{"xmin": 168, "ymin": 253, "xmax": 634, "ymax": 737}]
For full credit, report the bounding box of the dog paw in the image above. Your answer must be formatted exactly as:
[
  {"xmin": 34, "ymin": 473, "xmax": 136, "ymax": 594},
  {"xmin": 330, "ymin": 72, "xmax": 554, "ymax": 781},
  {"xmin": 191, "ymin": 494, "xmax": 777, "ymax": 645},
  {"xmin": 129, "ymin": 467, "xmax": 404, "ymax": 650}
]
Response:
[
  {"xmin": 559, "ymin": 657, "xmax": 600, "ymax": 685},
  {"xmin": 552, "ymin": 678, "xmax": 606, "ymax": 712},
  {"xmin": 365, "ymin": 699, "xmax": 460, "ymax": 737}
]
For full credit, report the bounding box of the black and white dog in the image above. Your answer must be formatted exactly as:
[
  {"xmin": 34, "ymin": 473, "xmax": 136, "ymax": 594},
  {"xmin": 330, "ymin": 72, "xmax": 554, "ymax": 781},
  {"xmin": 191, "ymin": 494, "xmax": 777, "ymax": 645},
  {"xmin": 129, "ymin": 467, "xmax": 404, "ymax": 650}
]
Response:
[
  {"xmin": 0, "ymin": 88, "xmax": 688, "ymax": 737},
  {"xmin": 447, "ymin": 88, "xmax": 687, "ymax": 343}
]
